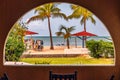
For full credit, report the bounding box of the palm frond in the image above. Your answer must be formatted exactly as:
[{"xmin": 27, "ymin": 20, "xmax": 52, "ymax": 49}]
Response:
[
  {"xmin": 27, "ymin": 15, "xmax": 47, "ymax": 24},
  {"xmin": 59, "ymin": 25, "xmax": 67, "ymax": 32},
  {"xmin": 44, "ymin": 3, "xmax": 51, "ymax": 10},
  {"xmin": 70, "ymin": 4, "xmax": 79, "ymax": 10},
  {"xmin": 34, "ymin": 7, "xmax": 39, "ymax": 13},
  {"xmin": 89, "ymin": 16, "xmax": 96, "ymax": 24},
  {"xmin": 64, "ymin": 33, "xmax": 70, "ymax": 39},
  {"xmin": 36, "ymin": 7, "xmax": 46, "ymax": 13},
  {"xmin": 80, "ymin": 17, "xmax": 84, "ymax": 25},
  {"xmin": 68, "ymin": 26, "xmax": 76, "ymax": 32},
  {"xmin": 51, "ymin": 7, "xmax": 61, "ymax": 13},
  {"xmin": 55, "ymin": 32, "xmax": 64, "ymax": 36},
  {"xmin": 52, "ymin": 13, "xmax": 68, "ymax": 21},
  {"xmin": 48, "ymin": 3, "xmax": 54, "ymax": 12},
  {"xmin": 34, "ymin": 6, "xmax": 46, "ymax": 14},
  {"xmin": 68, "ymin": 8, "xmax": 82, "ymax": 19},
  {"xmin": 56, "ymin": 25, "xmax": 75, "ymax": 39}
]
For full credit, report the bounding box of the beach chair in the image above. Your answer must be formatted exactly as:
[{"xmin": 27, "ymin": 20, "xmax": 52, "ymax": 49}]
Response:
[{"xmin": 49, "ymin": 71, "xmax": 77, "ymax": 80}]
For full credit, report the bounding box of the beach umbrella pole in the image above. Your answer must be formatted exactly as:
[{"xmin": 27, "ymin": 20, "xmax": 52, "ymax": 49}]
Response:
[
  {"xmin": 82, "ymin": 36, "xmax": 84, "ymax": 48},
  {"xmin": 72, "ymin": 31, "xmax": 97, "ymax": 48},
  {"xmin": 75, "ymin": 37, "xmax": 77, "ymax": 48}
]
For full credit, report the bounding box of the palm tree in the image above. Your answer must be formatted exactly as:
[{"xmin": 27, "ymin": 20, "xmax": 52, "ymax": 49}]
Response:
[
  {"xmin": 68, "ymin": 5, "xmax": 96, "ymax": 47},
  {"xmin": 68, "ymin": 5, "xmax": 96, "ymax": 31},
  {"xmin": 56, "ymin": 25, "xmax": 75, "ymax": 49},
  {"xmin": 27, "ymin": 3, "xmax": 68, "ymax": 50}
]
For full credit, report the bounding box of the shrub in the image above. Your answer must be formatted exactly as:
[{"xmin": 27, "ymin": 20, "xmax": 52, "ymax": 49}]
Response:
[
  {"xmin": 86, "ymin": 40, "xmax": 114, "ymax": 58},
  {"xmin": 5, "ymin": 23, "xmax": 26, "ymax": 61}
]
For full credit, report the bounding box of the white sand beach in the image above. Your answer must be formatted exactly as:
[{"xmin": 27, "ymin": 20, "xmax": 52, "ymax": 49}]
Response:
[
  {"xmin": 22, "ymin": 46, "xmax": 90, "ymax": 54},
  {"xmin": 21, "ymin": 46, "xmax": 90, "ymax": 58}
]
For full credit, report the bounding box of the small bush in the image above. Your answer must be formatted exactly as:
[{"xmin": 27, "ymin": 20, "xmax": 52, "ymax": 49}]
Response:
[
  {"xmin": 86, "ymin": 40, "xmax": 114, "ymax": 58},
  {"xmin": 5, "ymin": 23, "xmax": 26, "ymax": 61}
]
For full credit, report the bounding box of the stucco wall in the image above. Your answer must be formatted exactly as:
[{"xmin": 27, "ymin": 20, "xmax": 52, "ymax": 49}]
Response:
[{"xmin": 0, "ymin": 0, "xmax": 120, "ymax": 80}]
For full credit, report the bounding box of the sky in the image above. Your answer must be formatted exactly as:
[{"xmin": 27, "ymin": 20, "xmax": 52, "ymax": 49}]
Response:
[{"xmin": 20, "ymin": 3, "xmax": 110, "ymax": 36}]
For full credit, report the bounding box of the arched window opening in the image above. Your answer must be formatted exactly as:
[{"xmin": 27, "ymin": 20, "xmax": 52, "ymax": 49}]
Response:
[{"xmin": 4, "ymin": 2, "xmax": 115, "ymax": 66}]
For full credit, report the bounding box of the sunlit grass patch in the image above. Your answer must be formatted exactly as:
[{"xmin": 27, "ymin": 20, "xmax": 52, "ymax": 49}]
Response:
[{"xmin": 20, "ymin": 57, "xmax": 114, "ymax": 65}]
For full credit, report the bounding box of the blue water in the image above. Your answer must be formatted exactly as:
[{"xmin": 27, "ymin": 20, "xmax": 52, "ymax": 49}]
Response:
[{"xmin": 24, "ymin": 36, "xmax": 112, "ymax": 46}]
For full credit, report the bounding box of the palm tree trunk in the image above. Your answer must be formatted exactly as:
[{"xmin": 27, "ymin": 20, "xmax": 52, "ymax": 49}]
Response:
[
  {"xmin": 84, "ymin": 18, "xmax": 86, "ymax": 32},
  {"xmin": 67, "ymin": 39, "xmax": 70, "ymax": 49},
  {"xmin": 83, "ymin": 18, "xmax": 86, "ymax": 48},
  {"xmin": 47, "ymin": 17, "xmax": 54, "ymax": 50}
]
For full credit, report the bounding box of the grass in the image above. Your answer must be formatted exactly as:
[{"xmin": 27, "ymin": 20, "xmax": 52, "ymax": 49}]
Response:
[{"xmin": 20, "ymin": 56, "xmax": 114, "ymax": 65}]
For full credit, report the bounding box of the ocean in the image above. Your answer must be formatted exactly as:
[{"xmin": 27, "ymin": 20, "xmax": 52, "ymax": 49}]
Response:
[{"xmin": 24, "ymin": 36, "xmax": 112, "ymax": 46}]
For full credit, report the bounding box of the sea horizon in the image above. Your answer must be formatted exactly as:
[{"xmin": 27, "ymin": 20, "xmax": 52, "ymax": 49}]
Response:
[{"xmin": 24, "ymin": 35, "xmax": 112, "ymax": 46}]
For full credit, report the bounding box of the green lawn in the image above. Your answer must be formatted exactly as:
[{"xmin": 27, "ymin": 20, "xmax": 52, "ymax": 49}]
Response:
[{"xmin": 20, "ymin": 57, "xmax": 114, "ymax": 65}]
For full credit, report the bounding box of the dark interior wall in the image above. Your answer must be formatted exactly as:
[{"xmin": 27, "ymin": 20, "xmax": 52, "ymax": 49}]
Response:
[{"xmin": 0, "ymin": 0, "xmax": 120, "ymax": 80}]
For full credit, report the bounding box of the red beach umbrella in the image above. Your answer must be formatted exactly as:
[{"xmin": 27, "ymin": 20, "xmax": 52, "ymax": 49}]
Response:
[
  {"xmin": 72, "ymin": 31, "xmax": 97, "ymax": 48},
  {"xmin": 72, "ymin": 31, "xmax": 97, "ymax": 36},
  {"xmin": 24, "ymin": 30, "xmax": 38, "ymax": 35},
  {"xmin": 24, "ymin": 30, "xmax": 38, "ymax": 50},
  {"xmin": 24, "ymin": 30, "xmax": 38, "ymax": 41}
]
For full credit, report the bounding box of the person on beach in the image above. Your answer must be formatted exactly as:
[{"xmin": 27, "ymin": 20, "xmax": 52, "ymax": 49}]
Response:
[
  {"xmin": 38, "ymin": 40, "xmax": 41, "ymax": 50},
  {"xmin": 40, "ymin": 40, "xmax": 44, "ymax": 50},
  {"xmin": 35, "ymin": 40, "xmax": 38, "ymax": 51}
]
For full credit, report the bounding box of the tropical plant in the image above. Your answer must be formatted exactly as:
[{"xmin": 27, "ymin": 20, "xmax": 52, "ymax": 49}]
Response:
[
  {"xmin": 100, "ymin": 40, "xmax": 114, "ymax": 58},
  {"xmin": 56, "ymin": 25, "xmax": 75, "ymax": 49},
  {"xmin": 68, "ymin": 5, "xmax": 96, "ymax": 48},
  {"xmin": 68, "ymin": 5, "xmax": 96, "ymax": 31},
  {"xmin": 86, "ymin": 40, "xmax": 114, "ymax": 58},
  {"xmin": 27, "ymin": 3, "xmax": 68, "ymax": 50},
  {"xmin": 5, "ymin": 22, "xmax": 26, "ymax": 61},
  {"xmin": 86, "ymin": 40, "xmax": 102, "ymax": 58}
]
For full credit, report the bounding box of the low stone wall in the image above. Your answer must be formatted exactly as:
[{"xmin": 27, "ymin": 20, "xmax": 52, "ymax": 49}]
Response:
[
  {"xmin": 21, "ymin": 54, "xmax": 89, "ymax": 58},
  {"xmin": 64, "ymin": 48, "xmax": 90, "ymax": 54}
]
